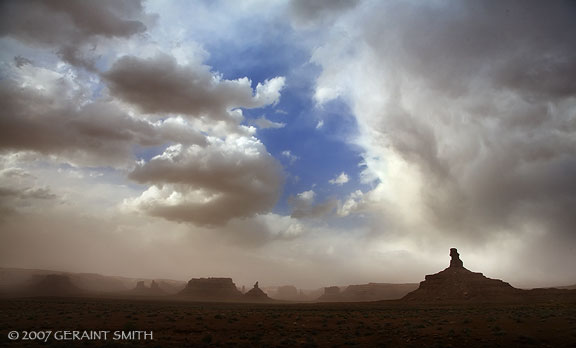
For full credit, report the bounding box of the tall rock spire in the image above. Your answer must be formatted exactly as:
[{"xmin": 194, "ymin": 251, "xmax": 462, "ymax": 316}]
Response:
[{"xmin": 449, "ymin": 248, "xmax": 463, "ymax": 268}]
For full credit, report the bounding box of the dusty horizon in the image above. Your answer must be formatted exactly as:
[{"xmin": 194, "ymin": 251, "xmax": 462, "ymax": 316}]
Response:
[
  {"xmin": 1, "ymin": 1, "xmax": 576, "ymax": 291},
  {"xmin": 2, "ymin": 246, "xmax": 573, "ymax": 290}
]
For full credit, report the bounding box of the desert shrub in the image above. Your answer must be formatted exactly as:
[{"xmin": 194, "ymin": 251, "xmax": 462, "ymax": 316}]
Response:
[{"xmin": 202, "ymin": 334, "xmax": 213, "ymax": 343}]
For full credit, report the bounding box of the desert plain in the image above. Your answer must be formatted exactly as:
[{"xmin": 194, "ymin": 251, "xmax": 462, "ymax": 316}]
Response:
[{"xmin": 2, "ymin": 295, "xmax": 576, "ymax": 347}]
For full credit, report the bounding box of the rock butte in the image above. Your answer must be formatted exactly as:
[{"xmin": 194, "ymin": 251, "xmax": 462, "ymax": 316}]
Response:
[
  {"xmin": 179, "ymin": 277, "xmax": 243, "ymax": 301},
  {"xmin": 403, "ymin": 248, "xmax": 520, "ymax": 302},
  {"xmin": 31, "ymin": 274, "xmax": 82, "ymax": 296},
  {"xmin": 243, "ymin": 281, "xmax": 271, "ymax": 301}
]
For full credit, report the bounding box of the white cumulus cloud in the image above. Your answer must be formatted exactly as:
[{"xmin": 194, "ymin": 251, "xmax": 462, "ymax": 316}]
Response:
[{"xmin": 329, "ymin": 172, "xmax": 349, "ymax": 185}]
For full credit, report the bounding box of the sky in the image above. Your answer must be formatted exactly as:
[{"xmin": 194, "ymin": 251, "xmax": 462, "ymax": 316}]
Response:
[{"xmin": 1, "ymin": 0, "xmax": 575, "ymax": 289}]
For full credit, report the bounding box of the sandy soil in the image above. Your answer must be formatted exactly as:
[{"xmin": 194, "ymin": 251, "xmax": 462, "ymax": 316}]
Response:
[{"xmin": 1, "ymin": 296, "xmax": 575, "ymax": 347}]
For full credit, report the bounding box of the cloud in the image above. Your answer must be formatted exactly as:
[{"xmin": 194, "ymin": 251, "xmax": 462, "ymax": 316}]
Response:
[
  {"xmin": 289, "ymin": 189, "xmax": 337, "ymax": 219},
  {"xmin": 0, "ymin": 167, "xmax": 33, "ymax": 179},
  {"xmin": 338, "ymin": 190, "xmax": 365, "ymax": 217},
  {"xmin": 290, "ymin": 0, "xmax": 362, "ymax": 27},
  {"xmin": 281, "ymin": 150, "xmax": 299, "ymax": 165},
  {"xmin": 0, "ymin": 0, "xmax": 149, "ymax": 43},
  {"xmin": 251, "ymin": 116, "xmax": 286, "ymax": 129},
  {"xmin": 1, "ymin": 4, "xmax": 289, "ymax": 231},
  {"xmin": 125, "ymin": 135, "xmax": 284, "ymax": 226},
  {"xmin": 0, "ymin": 184, "xmax": 55, "ymax": 201},
  {"xmin": 214, "ymin": 213, "xmax": 305, "ymax": 247},
  {"xmin": 254, "ymin": 75, "xmax": 286, "ymax": 106},
  {"xmin": 103, "ymin": 52, "xmax": 287, "ymax": 226},
  {"xmin": 329, "ymin": 172, "xmax": 349, "ymax": 185},
  {"xmin": 104, "ymin": 53, "xmax": 285, "ymax": 123},
  {"xmin": 13, "ymin": 55, "xmax": 32, "ymax": 68},
  {"xmin": 310, "ymin": 0, "xmax": 576, "ymax": 272},
  {"xmin": 0, "ymin": 0, "xmax": 153, "ymax": 68},
  {"xmin": 297, "ymin": 190, "xmax": 316, "ymax": 202},
  {"xmin": 0, "ymin": 164, "xmax": 57, "ymax": 219},
  {"xmin": 0, "ymin": 66, "xmax": 206, "ymax": 167}
]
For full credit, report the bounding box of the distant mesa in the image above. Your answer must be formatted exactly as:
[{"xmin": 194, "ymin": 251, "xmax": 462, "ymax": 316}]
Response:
[
  {"xmin": 264, "ymin": 285, "xmax": 311, "ymax": 301},
  {"xmin": 318, "ymin": 283, "xmax": 418, "ymax": 302},
  {"xmin": 273, "ymin": 285, "xmax": 309, "ymax": 301},
  {"xmin": 243, "ymin": 281, "xmax": 272, "ymax": 301},
  {"xmin": 130, "ymin": 280, "xmax": 165, "ymax": 296},
  {"xmin": 30, "ymin": 274, "xmax": 83, "ymax": 296},
  {"xmin": 403, "ymin": 248, "xmax": 521, "ymax": 302},
  {"xmin": 179, "ymin": 277, "xmax": 243, "ymax": 301},
  {"xmin": 340, "ymin": 283, "xmax": 418, "ymax": 302},
  {"xmin": 0, "ymin": 267, "xmax": 191, "ymax": 296},
  {"xmin": 154, "ymin": 279, "xmax": 186, "ymax": 294},
  {"xmin": 179, "ymin": 278, "xmax": 275, "ymax": 302},
  {"xmin": 317, "ymin": 286, "xmax": 342, "ymax": 302},
  {"xmin": 277, "ymin": 285, "xmax": 298, "ymax": 298},
  {"xmin": 555, "ymin": 283, "xmax": 576, "ymax": 290}
]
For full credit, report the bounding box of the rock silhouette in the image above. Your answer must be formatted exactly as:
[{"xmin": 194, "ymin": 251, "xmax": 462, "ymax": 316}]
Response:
[
  {"xmin": 179, "ymin": 277, "xmax": 243, "ymax": 301},
  {"xmin": 130, "ymin": 280, "xmax": 165, "ymax": 296},
  {"xmin": 403, "ymin": 248, "xmax": 520, "ymax": 302},
  {"xmin": 243, "ymin": 281, "xmax": 271, "ymax": 301},
  {"xmin": 449, "ymin": 248, "xmax": 463, "ymax": 268}
]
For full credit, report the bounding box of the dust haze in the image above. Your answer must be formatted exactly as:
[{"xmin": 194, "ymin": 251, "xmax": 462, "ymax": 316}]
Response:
[{"xmin": 1, "ymin": 0, "xmax": 575, "ymax": 290}]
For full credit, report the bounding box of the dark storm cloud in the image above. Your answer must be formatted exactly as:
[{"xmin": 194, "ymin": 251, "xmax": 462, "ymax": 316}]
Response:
[
  {"xmin": 0, "ymin": 167, "xmax": 57, "ymax": 219},
  {"xmin": 127, "ymin": 137, "xmax": 284, "ymax": 226},
  {"xmin": 0, "ymin": 186, "xmax": 56, "ymax": 201},
  {"xmin": 0, "ymin": 0, "xmax": 152, "ymax": 68},
  {"xmin": 104, "ymin": 53, "xmax": 284, "ymax": 121},
  {"xmin": 362, "ymin": 1, "xmax": 576, "ymax": 99},
  {"xmin": 0, "ymin": 0, "xmax": 148, "ymax": 43},
  {"xmin": 1, "ymin": 1, "xmax": 286, "ymax": 228},
  {"xmin": 330, "ymin": 0, "xmax": 576, "ymax": 245},
  {"xmin": 290, "ymin": 0, "xmax": 361, "ymax": 26},
  {"xmin": 0, "ymin": 79, "xmax": 205, "ymax": 167},
  {"xmin": 494, "ymin": 55, "xmax": 576, "ymax": 101},
  {"xmin": 13, "ymin": 55, "xmax": 32, "ymax": 68}
]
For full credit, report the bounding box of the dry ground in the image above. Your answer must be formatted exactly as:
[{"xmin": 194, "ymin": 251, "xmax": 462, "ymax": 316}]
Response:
[{"xmin": 1, "ymin": 296, "xmax": 575, "ymax": 347}]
